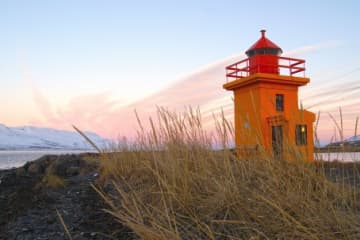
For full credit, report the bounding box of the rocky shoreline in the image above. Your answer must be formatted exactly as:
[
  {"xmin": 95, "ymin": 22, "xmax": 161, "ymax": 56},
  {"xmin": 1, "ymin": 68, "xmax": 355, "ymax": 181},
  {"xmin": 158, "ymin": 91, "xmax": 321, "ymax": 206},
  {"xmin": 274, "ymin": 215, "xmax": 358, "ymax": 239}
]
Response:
[
  {"xmin": 1, "ymin": 153, "xmax": 360, "ymax": 240},
  {"xmin": 0, "ymin": 153, "xmax": 135, "ymax": 240}
]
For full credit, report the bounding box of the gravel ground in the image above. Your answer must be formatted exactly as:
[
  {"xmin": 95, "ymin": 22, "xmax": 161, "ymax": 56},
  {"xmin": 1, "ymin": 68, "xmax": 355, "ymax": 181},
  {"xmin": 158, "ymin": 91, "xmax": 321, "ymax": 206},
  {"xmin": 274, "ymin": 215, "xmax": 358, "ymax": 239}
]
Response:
[{"xmin": 0, "ymin": 153, "xmax": 135, "ymax": 240}]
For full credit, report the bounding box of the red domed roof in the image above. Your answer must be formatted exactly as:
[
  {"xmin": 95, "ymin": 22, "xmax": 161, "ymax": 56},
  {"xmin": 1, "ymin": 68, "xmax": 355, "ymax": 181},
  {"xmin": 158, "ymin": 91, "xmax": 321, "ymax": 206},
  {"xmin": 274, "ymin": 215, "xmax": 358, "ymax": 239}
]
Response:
[{"xmin": 245, "ymin": 30, "xmax": 282, "ymax": 55}]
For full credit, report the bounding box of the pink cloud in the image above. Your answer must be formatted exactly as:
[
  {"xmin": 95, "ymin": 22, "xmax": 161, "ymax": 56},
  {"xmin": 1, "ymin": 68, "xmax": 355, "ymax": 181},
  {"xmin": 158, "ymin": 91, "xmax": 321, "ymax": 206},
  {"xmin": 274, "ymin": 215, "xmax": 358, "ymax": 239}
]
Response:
[
  {"xmin": 22, "ymin": 67, "xmax": 56, "ymax": 121},
  {"xmin": 24, "ymin": 44, "xmax": 359, "ymax": 145}
]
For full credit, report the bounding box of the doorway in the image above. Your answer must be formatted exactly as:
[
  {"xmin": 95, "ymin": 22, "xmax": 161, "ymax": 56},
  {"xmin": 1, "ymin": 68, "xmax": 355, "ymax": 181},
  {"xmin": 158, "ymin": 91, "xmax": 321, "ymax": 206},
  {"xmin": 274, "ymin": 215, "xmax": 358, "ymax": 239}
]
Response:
[{"xmin": 272, "ymin": 126, "xmax": 283, "ymax": 159}]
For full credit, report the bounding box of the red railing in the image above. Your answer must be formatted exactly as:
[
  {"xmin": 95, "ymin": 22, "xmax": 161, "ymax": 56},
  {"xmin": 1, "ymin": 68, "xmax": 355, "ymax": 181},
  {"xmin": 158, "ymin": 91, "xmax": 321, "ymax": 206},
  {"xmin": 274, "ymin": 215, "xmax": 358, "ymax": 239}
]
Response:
[{"xmin": 225, "ymin": 56, "xmax": 306, "ymax": 82}]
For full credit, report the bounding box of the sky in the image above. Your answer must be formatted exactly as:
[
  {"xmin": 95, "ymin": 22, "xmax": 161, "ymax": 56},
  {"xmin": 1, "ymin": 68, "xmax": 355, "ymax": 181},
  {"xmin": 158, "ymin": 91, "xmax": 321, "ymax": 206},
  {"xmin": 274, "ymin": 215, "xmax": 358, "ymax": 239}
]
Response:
[{"xmin": 1, "ymin": 0, "xmax": 360, "ymax": 145}]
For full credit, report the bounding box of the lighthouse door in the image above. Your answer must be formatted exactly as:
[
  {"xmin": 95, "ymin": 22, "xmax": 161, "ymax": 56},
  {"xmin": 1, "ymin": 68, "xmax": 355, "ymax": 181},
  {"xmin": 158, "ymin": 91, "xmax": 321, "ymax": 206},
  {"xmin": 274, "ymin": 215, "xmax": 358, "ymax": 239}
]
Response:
[{"xmin": 272, "ymin": 126, "xmax": 283, "ymax": 159}]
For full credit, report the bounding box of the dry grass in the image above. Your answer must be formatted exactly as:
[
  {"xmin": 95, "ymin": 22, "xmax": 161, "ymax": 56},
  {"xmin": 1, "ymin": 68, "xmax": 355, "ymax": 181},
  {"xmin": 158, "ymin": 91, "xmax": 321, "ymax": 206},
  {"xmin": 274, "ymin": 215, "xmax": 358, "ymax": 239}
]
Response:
[
  {"xmin": 41, "ymin": 173, "xmax": 66, "ymax": 188},
  {"xmin": 56, "ymin": 209, "xmax": 72, "ymax": 240},
  {"xmin": 96, "ymin": 107, "xmax": 360, "ymax": 239}
]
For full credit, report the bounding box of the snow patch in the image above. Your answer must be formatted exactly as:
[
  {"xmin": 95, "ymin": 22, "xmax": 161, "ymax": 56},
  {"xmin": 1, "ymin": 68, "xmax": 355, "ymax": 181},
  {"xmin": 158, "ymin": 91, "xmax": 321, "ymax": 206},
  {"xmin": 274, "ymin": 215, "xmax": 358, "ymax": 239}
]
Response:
[
  {"xmin": 0, "ymin": 124, "xmax": 109, "ymax": 150},
  {"xmin": 345, "ymin": 135, "xmax": 360, "ymax": 143}
]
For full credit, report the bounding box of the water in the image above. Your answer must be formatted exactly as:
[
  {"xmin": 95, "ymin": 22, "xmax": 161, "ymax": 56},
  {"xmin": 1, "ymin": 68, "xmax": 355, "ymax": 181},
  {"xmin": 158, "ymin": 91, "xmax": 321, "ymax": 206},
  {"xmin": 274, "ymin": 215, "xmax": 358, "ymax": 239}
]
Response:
[
  {"xmin": 0, "ymin": 150, "xmax": 94, "ymax": 170},
  {"xmin": 1, "ymin": 150, "xmax": 359, "ymax": 170},
  {"xmin": 316, "ymin": 152, "xmax": 360, "ymax": 162}
]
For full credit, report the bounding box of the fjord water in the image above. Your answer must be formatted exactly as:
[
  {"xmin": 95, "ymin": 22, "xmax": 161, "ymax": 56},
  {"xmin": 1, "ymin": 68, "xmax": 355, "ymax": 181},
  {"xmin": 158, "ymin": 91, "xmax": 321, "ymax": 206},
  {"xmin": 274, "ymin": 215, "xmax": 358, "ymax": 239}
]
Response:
[
  {"xmin": 316, "ymin": 152, "xmax": 360, "ymax": 162},
  {"xmin": 0, "ymin": 150, "xmax": 359, "ymax": 170},
  {"xmin": 0, "ymin": 150, "xmax": 94, "ymax": 169}
]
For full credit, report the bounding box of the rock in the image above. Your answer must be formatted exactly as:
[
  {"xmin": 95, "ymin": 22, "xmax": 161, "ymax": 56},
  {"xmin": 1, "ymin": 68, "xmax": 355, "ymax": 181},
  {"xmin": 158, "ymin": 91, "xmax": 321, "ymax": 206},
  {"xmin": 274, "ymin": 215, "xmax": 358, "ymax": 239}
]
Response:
[
  {"xmin": 27, "ymin": 162, "xmax": 41, "ymax": 175},
  {"xmin": 21, "ymin": 227, "xmax": 29, "ymax": 231},
  {"xmin": 0, "ymin": 171, "xmax": 16, "ymax": 187},
  {"xmin": 66, "ymin": 166, "xmax": 80, "ymax": 176},
  {"xmin": 46, "ymin": 215, "xmax": 55, "ymax": 224},
  {"xmin": 16, "ymin": 167, "xmax": 26, "ymax": 176}
]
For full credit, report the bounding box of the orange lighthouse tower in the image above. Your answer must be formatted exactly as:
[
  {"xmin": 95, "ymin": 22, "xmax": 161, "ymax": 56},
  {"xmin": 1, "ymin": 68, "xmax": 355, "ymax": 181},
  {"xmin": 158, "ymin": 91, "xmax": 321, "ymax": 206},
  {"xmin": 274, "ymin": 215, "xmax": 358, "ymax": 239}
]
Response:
[{"xmin": 223, "ymin": 30, "xmax": 315, "ymax": 160}]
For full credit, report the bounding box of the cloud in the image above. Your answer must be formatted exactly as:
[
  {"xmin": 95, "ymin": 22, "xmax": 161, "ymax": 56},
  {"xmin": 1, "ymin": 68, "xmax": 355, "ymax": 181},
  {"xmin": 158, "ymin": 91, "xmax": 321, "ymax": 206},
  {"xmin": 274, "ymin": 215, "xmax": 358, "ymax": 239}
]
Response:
[
  {"xmin": 25, "ymin": 42, "xmax": 357, "ymax": 144},
  {"xmin": 22, "ymin": 65, "xmax": 56, "ymax": 121},
  {"xmin": 285, "ymin": 41, "xmax": 342, "ymax": 57}
]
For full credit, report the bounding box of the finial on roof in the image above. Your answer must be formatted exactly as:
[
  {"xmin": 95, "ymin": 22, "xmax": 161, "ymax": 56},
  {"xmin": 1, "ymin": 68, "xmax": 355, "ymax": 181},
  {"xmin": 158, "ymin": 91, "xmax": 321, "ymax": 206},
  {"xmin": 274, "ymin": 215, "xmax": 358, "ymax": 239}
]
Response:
[{"xmin": 260, "ymin": 29, "xmax": 266, "ymax": 38}]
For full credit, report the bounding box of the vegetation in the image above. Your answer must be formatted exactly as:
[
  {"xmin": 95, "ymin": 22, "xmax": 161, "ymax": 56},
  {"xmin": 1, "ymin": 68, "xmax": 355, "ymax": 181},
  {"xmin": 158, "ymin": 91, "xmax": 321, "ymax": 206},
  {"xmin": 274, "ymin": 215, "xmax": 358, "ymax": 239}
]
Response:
[
  {"xmin": 40, "ymin": 173, "xmax": 66, "ymax": 188},
  {"xmin": 93, "ymin": 108, "xmax": 360, "ymax": 239}
]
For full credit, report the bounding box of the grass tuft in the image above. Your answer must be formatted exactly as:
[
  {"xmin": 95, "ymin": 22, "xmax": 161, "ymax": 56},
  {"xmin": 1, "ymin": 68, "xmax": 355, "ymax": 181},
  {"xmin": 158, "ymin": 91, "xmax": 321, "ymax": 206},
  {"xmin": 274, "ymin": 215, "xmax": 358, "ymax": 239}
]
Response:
[{"xmin": 41, "ymin": 173, "xmax": 66, "ymax": 188}]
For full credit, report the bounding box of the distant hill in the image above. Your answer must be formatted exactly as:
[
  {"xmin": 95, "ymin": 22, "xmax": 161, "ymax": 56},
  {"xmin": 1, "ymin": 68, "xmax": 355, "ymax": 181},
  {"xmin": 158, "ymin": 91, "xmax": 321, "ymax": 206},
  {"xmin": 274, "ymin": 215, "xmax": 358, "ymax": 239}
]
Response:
[
  {"xmin": 325, "ymin": 135, "xmax": 360, "ymax": 148},
  {"xmin": 0, "ymin": 123, "xmax": 109, "ymax": 150}
]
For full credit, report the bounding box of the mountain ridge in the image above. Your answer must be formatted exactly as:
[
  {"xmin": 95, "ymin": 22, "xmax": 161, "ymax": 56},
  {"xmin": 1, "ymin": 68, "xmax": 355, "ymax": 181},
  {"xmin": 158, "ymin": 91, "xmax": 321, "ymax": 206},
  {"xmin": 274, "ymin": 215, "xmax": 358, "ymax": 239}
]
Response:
[
  {"xmin": 0, "ymin": 123, "xmax": 109, "ymax": 150},
  {"xmin": 323, "ymin": 134, "xmax": 360, "ymax": 148}
]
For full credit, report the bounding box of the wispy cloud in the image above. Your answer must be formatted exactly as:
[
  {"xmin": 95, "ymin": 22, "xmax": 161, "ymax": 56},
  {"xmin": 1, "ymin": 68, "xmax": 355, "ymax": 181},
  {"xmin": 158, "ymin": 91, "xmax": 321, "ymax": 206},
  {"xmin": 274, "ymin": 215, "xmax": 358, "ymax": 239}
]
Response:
[
  {"xmin": 285, "ymin": 40, "xmax": 343, "ymax": 57},
  {"xmin": 25, "ymin": 42, "xmax": 358, "ymax": 143},
  {"xmin": 21, "ymin": 65, "xmax": 56, "ymax": 123}
]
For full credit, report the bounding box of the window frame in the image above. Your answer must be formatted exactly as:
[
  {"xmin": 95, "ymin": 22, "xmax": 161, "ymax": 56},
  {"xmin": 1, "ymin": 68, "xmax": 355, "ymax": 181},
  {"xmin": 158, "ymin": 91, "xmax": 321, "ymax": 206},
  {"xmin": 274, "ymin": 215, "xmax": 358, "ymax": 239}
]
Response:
[
  {"xmin": 276, "ymin": 94, "xmax": 284, "ymax": 112},
  {"xmin": 295, "ymin": 124, "xmax": 307, "ymax": 145}
]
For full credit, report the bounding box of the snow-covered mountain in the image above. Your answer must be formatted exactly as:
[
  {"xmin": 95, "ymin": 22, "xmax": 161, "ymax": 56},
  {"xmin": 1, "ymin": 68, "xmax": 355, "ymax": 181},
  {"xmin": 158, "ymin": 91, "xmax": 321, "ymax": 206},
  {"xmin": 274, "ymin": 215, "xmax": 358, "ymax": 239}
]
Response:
[
  {"xmin": 345, "ymin": 135, "xmax": 360, "ymax": 144},
  {"xmin": 326, "ymin": 134, "xmax": 360, "ymax": 147},
  {"xmin": 0, "ymin": 124, "xmax": 109, "ymax": 150}
]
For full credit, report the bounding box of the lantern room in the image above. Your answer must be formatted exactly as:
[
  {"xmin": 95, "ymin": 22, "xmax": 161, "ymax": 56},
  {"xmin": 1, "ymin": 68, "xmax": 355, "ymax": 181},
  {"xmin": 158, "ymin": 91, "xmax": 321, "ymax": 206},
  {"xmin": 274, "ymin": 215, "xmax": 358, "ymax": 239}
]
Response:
[
  {"xmin": 223, "ymin": 30, "xmax": 315, "ymax": 161},
  {"xmin": 246, "ymin": 30, "xmax": 282, "ymax": 75}
]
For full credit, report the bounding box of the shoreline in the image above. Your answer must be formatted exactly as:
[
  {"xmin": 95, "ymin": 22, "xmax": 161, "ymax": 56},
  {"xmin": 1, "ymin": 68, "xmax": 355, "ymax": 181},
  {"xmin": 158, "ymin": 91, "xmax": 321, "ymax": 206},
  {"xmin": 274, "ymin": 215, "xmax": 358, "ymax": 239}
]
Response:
[
  {"xmin": 315, "ymin": 146, "xmax": 360, "ymax": 153},
  {"xmin": 0, "ymin": 150, "xmax": 97, "ymax": 170},
  {"xmin": 1, "ymin": 152, "xmax": 360, "ymax": 239}
]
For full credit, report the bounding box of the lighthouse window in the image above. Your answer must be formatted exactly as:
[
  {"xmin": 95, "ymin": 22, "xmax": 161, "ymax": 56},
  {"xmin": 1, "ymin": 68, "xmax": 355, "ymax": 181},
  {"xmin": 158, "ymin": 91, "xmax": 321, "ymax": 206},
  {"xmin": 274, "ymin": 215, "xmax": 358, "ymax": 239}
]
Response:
[
  {"xmin": 247, "ymin": 49, "xmax": 255, "ymax": 57},
  {"xmin": 276, "ymin": 94, "xmax": 284, "ymax": 111},
  {"xmin": 246, "ymin": 48, "xmax": 279, "ymax": 57},
  {"xmin": 295, "ymin": 125, "xmax": 307, "ymax": 145}
]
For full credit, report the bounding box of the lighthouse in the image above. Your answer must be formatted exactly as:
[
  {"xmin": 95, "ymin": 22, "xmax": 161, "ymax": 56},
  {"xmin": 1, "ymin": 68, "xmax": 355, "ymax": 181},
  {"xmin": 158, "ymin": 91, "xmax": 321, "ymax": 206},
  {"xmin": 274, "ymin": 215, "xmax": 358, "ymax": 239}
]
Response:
[{"xmin": 223, "ymin": 30, "xmax": 315, "ymax": 160}]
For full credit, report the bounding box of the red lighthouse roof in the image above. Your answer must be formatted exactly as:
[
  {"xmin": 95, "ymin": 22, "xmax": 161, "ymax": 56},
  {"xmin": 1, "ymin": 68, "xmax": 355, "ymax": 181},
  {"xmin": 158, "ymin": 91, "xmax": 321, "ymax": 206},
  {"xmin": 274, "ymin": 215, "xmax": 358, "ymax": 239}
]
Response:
[
  {"xmin": 226, "ymin": 30, "xmax": 306, "ymax": 81},
  {"xmin": 245, "ymin": 30, "xmax": 282, "ymax": 55}
]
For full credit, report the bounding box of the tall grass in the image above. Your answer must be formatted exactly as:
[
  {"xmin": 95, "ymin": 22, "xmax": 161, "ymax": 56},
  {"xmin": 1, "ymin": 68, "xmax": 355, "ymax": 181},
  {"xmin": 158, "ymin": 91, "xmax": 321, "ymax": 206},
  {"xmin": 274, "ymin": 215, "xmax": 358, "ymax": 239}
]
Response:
[{"xmin": 97, "ymin": 107, "xmax": 360, "ymax": 239}]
